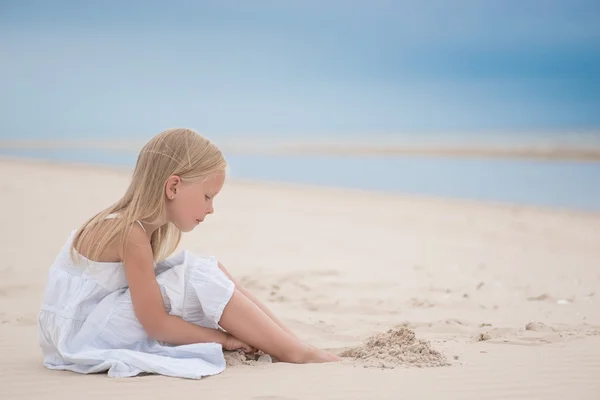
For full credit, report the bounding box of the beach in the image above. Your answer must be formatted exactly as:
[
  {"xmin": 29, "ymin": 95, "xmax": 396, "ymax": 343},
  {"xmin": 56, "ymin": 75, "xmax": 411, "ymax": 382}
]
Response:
[{"xmin": 1, "ymin": 156, "xmax": 599, "ymax": 399}]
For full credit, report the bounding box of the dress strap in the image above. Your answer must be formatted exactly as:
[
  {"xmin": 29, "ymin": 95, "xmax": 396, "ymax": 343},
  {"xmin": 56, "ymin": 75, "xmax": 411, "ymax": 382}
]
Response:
[
  {"xmin": 105, "ymin": 213, "xmax": 146, "ymax": 233},
  {"xmin": 136, "ymin": 220, "xmax": 147, "ymax": 233}
]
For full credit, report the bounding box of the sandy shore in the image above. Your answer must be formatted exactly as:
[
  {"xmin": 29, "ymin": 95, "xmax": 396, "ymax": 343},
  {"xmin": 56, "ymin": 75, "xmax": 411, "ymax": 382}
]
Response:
[{"xmin": 1, "ymin": 157, "xmax": 599, "ymax": 399}]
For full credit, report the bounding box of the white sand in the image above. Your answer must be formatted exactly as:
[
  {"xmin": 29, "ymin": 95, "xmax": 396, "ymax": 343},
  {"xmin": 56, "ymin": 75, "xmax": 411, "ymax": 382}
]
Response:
[{"xmin": 1, "ymin": 157, "xmax": 599, "ymax": 399}]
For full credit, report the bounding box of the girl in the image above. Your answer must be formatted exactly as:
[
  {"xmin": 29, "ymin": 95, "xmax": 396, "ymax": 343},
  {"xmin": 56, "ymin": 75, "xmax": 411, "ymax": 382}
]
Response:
[{"xmin": 38, "ymin": 128, "xmax": 340, "ymax": 379}]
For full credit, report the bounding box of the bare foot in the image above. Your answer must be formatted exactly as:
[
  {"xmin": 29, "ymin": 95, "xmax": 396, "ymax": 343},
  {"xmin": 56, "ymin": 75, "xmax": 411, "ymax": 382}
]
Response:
[
  {"xmin": 322, "ymin": 350, "xmax": 342, "ymax": 362},
  {"xmin": 303, "ymin": 346, "xmax": 341, "ymax": 363}
]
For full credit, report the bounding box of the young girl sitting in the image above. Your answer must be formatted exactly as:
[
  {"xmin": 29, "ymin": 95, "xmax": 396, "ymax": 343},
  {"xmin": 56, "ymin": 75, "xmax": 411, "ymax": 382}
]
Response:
[{"xmin": 38, "ymin": 128, "xmax": 340, "ymax": 379}]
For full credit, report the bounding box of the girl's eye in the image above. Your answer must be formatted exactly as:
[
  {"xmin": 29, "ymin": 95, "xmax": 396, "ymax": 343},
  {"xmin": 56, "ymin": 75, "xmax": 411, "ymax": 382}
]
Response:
[{"xmin": 205, "ymin": 195, "xmax": 212, "ymax": 200}]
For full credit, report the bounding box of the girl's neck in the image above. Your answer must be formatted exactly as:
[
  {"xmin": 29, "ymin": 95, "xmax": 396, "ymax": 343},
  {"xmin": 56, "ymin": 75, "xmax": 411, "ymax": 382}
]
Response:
[
  {"xmin": 140, "ymin": 211, "xmax": 171, "ymax": 236},
  {"xmin": 141, "ymin": 220, "xmax": 166, "ymax": 237}
]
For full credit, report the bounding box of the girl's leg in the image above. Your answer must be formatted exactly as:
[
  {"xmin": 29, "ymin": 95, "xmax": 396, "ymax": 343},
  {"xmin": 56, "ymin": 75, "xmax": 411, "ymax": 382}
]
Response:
[
  {"xmin": 218, "ymin": 262, "xmax": 298, "ymax": 339},
  {"xmin": 219, "ymin": 289, "xmax": 337, "ymax": 363}
]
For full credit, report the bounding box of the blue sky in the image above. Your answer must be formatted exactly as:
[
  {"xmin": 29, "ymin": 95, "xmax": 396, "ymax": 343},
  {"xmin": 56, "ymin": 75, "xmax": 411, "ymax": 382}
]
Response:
[{"xmin": 1, "ymin": 1, "xmax": 599, "ymax": 139}]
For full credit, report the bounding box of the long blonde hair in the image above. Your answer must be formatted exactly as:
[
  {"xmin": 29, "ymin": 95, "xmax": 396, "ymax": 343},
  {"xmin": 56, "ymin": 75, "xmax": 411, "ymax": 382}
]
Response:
[{"xmin": 71, "ymin": 128, "xmax": 227, "ymax": 263}]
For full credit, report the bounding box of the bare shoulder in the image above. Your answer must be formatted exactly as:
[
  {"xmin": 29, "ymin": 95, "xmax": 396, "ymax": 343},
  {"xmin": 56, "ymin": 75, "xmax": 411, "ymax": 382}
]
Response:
[{"xmin": 119, "ymin": 223, "xmax": 153, "ymax": 265}]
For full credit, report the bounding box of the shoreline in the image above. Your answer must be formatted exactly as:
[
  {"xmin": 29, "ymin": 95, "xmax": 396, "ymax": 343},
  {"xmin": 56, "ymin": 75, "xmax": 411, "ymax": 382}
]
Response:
[
  {"xmin": 2, "ymin": 155, "xmax": 599, "ymax": 217},
  {"xmin": 2, "ymin": 138, "xmax": 600, "ymax": 162},
  {"xmin": 280, "ymin": 143, "xmax": 600, "ymax": 162}
]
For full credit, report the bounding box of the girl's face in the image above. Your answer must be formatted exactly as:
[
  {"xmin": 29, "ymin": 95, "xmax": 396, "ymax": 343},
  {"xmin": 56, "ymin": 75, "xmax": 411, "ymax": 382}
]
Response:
[{"xmin": 164, "ymin": 172, "xmax": 225, "ymax": 232}]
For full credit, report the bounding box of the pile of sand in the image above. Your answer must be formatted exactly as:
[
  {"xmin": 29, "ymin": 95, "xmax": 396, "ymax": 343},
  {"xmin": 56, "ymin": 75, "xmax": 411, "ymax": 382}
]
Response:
[
  {"xmin": 225, "ymin": 327, "xmax": 448, "ymax": 369},
  {"xmin": 340, "ymin": 327, "xmax": 449, "ymax": 369}
]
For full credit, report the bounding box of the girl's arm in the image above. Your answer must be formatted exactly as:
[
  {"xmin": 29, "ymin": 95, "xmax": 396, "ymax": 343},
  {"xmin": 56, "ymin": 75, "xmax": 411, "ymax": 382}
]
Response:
[
  {"xmin": 122, "ymin": 226, "xmax": 251, "ymax": 351},
  {"xmin": 218, "ymin": 262, "xmax": 299, "ymax": 340}
]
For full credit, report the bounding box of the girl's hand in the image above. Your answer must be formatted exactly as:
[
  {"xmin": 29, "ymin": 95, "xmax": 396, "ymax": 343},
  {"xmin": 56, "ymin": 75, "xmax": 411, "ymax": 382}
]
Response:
[{"xmin": 224, "ymin": 334, "xmax": 255, "ymax": 353}]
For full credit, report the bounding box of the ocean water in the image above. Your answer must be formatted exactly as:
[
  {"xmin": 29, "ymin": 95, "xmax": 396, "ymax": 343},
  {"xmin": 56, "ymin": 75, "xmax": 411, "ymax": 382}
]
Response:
[{"xmin": 1, "ymin": 148, "xmax": 599, "ymax": 211}]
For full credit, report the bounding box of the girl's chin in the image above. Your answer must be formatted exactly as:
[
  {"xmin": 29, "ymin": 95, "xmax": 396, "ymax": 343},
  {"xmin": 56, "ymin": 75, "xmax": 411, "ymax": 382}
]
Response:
[{"xmin": 172, "ymin": 219, "xmax": 203, "ymax": 232}]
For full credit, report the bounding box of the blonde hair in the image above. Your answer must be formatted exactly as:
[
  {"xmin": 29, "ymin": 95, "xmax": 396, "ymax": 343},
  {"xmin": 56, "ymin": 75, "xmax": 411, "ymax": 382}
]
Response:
[{"xmin": 71, "ymin": 128, "xmax": 227, "ymax": 263}]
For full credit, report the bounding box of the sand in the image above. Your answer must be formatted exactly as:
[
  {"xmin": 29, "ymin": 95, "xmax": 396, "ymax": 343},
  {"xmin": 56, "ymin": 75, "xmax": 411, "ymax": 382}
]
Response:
[
  {"xmin": 340, "ymin": 327, "xmax": 449, "ymax": 368},
  {"xmin": 1, "ymin": 157, "xmax": 600, "ymax": 399}
]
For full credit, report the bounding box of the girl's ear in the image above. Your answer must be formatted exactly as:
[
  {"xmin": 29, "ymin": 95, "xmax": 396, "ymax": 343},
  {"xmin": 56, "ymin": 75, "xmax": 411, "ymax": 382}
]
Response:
[{"xmin": 165, "ymin": 175, "xmax": 181, "ymax": 200}]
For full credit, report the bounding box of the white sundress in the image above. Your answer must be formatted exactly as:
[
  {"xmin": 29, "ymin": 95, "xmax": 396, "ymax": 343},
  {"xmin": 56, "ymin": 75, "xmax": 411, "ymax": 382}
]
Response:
[{"xmin": 37, "ymin": 223, "xmax": 236, "ymax": 379}]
